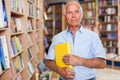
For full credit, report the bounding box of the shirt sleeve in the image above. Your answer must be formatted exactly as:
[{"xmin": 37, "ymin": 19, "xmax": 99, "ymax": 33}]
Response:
[
  {"xmin": 91, "ymin": 33, "xmax": 106, "ymax": 59},
  {"xmin": 45, "ymin": 38, "xmax": 56, "ymax": 60}
]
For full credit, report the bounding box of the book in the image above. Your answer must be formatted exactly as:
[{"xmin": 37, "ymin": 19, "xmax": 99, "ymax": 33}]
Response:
[
  {"xmin": 54, "ymin": 42, "xmax": 73, "ymax": 68},
  {"xmin": 2, "ymin": 0, "xmax": 8, "ymax": 28},
  {"xmin": 0, "ymin": 0, "xmax": 4, "ymax": 28},
  {"xmin": 0, "ymin": 36, "xmax": 10, "ymax": 69},
  {"xmin": 0, "ymin": 39, "xmax": 6, "ymax": 70}
]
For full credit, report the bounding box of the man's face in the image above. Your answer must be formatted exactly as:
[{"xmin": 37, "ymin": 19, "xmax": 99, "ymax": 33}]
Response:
[{"xmin": 65, "ymin": 3, "xmax": 83, "ymax": 27}]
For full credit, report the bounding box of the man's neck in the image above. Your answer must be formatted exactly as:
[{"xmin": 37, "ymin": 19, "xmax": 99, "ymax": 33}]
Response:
[{"xmin": 69, "ymin": 25, "xmax": 80, "ymax": 35}]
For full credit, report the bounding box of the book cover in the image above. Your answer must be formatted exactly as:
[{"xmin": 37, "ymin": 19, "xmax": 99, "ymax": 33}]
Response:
[
  {"xmin": 0, "ymin": 39, "xmax": 6, "ymax": 70},
  {"xmin": 0, "ymin": 0, "xmax": 4, "ymax": 28},
  {"xmin": 54, "ymin": 42, "xmax": 72, "ymax": 68},
  {"xmin": 2, "ymin": 0, "xmax": 8, "ymax": 28},
  {"xmin": 0, "ymin": 36, "xmax": 10, "ymax": 69}
]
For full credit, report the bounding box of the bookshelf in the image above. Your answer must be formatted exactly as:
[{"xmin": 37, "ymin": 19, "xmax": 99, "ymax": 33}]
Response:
[
  {"xmin": 97, "ymin": 0, "xmax": 120, "ymax": 69},
  {"xmin": 79, "ymin": 0, "xmax": 97, "ymax": 32},
  {"xmin": 45, "ymin": 4, "xmax": 66, "ymax": 46},
  {"xmin": 0, "ymin": 0, "xmax": 45, "ymax": 80}
]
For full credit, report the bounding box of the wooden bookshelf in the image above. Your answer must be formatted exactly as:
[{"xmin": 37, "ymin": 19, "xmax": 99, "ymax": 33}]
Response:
[
  {"xmin": 96, "ymin": 0, "xmax": 120, "ymax": 69},
  {"xmin": 45, "ymin": 4, "xmax": 66, "ymax": 46},
  {"xmin": 0, "ymin": 0, "xmax": 44, "ymax": 80},
  {"xmin": 79, "ymin": 0, "xmax": 97, "ymax": 32}
]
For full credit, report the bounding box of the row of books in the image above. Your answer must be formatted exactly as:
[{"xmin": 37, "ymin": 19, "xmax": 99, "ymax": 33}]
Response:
[
  {"xmin": 105, "ymin": 47, "xmax": 118, "ymax": 54},
  {"xmin": 36, "ymin": 9, "xmax": 40, "ymax": 18},
  {"xmin": 10, "ymin": 0, "xmax": 24, "ymax": 13},
  {"xmin": 0, "ymin": 36, "xmax": 10, "ymax": 75},
  {"xmin": 36, "ymin": 0, "xmax": 40, "ymax": 8},
  {"xmin": 27, "ymin": 19, "xmax": 33, "ymax": 32},
  {"xmin": 10, "ymin": 17, "xmax": 22, "ymax": 33},
  {"xmin": 27, "ymin": 61, "xmax": 34, "ymax": 79},
  {"xmin": 0, "ymin": 0, "xmax": 8, "ymax": 28},
  {"xmin": 27, "ymin": 34, "xmax": 33, "ymax": 47},
  {"xmin": 10, "ymin": 36, "xmax": 23, "ymax": 57},
  {"xmin": 99, "ymin": 7, "xmax": 117, "ymax": 14},
  {"xmin": 80, "ymin": 1, "xmax": 96, "ymax": 10},
  {"xmin": 99, "ymin": 24, "xmax": 117, "ymax": 31},
  {"xmin": 99, "ymin": 15, "xmax": 118, "ymax": 22},
  {"xmin": 82, "ymin": 18, "xmax": 95, "ymax": 25},
  {"xmin": 100, "ymin": 33, "xmax": 118, "ymax": 39},
  {"xmin": 98, "ymin": 0, "xmax": 117, "ymax": 6},
  {"xmin": 10, "ymin": 55, "xmax": 24, "ymax": 79},
  {"xmin": 102, "ymin": 41, "xmax": 118, "ymax": 47},
  {"xmin": 28, "ymin": 2, "xmax": 34, "ymax": 17}
]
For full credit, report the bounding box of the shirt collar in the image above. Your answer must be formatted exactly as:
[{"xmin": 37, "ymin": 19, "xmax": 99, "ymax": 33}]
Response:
[{"xmin": 66, "ymin": 25, "xmax": 85, "ymax": 33}]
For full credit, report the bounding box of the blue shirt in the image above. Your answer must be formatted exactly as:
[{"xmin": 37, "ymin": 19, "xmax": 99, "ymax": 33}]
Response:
[{"xmin": 46, "ymin": 26, "xmax": 105, "ymax": 80}]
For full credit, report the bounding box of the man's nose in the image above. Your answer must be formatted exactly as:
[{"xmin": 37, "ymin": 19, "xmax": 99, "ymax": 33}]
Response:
[{"xmin": 72, "ymin": 13, "xmax": 76, "ymax": 18}]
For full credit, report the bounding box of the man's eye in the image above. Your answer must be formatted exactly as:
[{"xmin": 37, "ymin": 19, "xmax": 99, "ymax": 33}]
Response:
[
  {"xmin": 75, "ymin": 11, "xmax": 79, "ymax": 13},
  {"xmin": 67, "ymin": 12, "xmax": 72, "ymax": 14}
]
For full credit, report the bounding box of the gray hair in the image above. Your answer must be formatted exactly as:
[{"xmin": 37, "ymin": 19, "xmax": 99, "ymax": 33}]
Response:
[{"xmin": 64, "ymin": 1, "xmax": 83, "ymax": 15}]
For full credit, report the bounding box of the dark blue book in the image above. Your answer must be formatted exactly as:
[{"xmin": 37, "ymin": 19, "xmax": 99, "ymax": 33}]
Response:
[
  {"xmin": 0, "ymin": 39, "xmax": 6, "ymax": 70},
  {"xmin": 2, "ymin": 0, "xmax": 8, "ymax": 28}
]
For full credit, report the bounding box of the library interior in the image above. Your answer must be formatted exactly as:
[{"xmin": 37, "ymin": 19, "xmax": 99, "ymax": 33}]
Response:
[{"xmin": 0, "ymin": 0, "xmax": 120, "ymax": 80}]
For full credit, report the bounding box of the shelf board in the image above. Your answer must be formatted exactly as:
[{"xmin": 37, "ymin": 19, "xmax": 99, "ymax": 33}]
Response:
[
  {"xmin": 28, "ymin": 16, "xmax": 35, "ymax": 19},
  {"xmin": 28, "ymin": 0, "xmax": 34, "ymax": 4},
  {"xmin": 12, "ymin": 67, "xmax": 24, "ymax": 80},
  {"xmin": 11, "ymin": 32, "xmax": 24, "ymax": 36},
  {"xmin": 105, "ymin": 46, "xmax": 118, "ymax": 48},
  {"xmin": 98, "ymin": 13, "xmax": 118, "ymax": 16},
  {"xmin": 11, "ymin": 50, "xmax": 24, "ymax": 59},
  {"xmin": 99, "ymin": 22, "xmax": 118, "ymax": 24},
  {"xmin": 11, "ymin": 10, "xmax": 24, "ymax": 16},
  {"xmin": 0, "ymin": 28, "xmax": 7, "ymax": 31},
  {"xmin": 101, "ymin": 38, "xmax": 118, "ymax": 41},
  {"xmin": 100, "ymin": 30, "xmax": 117, "ymax": 33},
  {"xmin": 36, "ymin": 18, "xmax": 40, "ymax": 20},
  {"xmin": 28, "ymin": 57, "xmax": 34, "ymax": 62},
  {"xmin": 99, "ymin": 5, "xmax": 118, "ymax": 8},
  {"xmin": 27, "ymin": 30, "xmax": 34, "ymax": 33}
]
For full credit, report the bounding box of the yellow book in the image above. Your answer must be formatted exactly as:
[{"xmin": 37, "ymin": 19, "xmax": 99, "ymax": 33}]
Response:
[{"xmin": 54, "ymin": 42, "xmax": 73, "ymax": 69}]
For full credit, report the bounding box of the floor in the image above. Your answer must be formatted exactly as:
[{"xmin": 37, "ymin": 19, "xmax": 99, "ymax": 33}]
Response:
[{"xmin": 96, "ymin": 68, "xmax": 120, "ymax": 80}]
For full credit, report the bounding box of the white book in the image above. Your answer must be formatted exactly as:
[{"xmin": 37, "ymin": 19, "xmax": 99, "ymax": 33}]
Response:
[
  {"xmin": 0, "ymin": 0, "xmax": 4, "ymax": 28},
  {"xmin": 28, "ymin": 62, "xmax": 34, "ymax": 74},
  {"xmin": 15, "ymin": 18, "xmax": 22, "ymax": 32},
  {"xmin": 0, "ymin": 36, "xmax": 10, "ymax": 69}
]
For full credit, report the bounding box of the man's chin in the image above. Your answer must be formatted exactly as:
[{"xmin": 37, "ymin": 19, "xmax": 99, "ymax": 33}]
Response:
[{"xmin": 69, "ymin": 24, "xmax": 80, "ymax": 27}]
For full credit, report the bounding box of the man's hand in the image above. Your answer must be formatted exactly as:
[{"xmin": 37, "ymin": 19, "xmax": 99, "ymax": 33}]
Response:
[
  {"xmin": 58, "ymin": 67, "xmax": 75, "ymax": 80},
  {"xmin": 62, "ymin": 54, "xmax": 82, "ymax": 66}
]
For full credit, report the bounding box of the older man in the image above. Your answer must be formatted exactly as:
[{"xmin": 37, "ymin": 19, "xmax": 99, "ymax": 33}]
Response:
[{"xmin": 45, "ymin": 1, "xmax": 106, "ymax": 80}]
